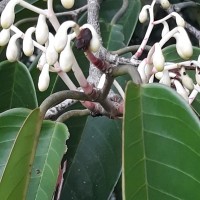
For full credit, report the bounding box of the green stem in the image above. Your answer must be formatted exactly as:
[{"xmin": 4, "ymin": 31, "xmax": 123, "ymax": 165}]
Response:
[{"xmin": 40, "ymin": 90, "xmax": 90, "ymax": 118}]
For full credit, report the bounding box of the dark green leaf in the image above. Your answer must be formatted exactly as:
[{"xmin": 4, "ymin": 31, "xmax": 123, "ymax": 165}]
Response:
[
  {"xmin": 0, "ymin": 108, "xmax": 42, "ymax": 200},
  {"xmin": 60, "ymin": 116, "xmax": 122, "ymax": 200},
  {"xmin": 0, "ymin": 61, "xmax": 38, "ymax": 112},
  {"xmin": 101, "ymin": 22, "xmax": 125, "ymax": 51},
  {"xmin": 117, "ymin": 0, "xmax": 141, "ymax": 44},
  {"xmin": 123, "ymin": 82, "xmax": 200, "ymax": 199},
  {"xmin": 100, "ymin": 0, "xmax": 141, "ymax": 44}
]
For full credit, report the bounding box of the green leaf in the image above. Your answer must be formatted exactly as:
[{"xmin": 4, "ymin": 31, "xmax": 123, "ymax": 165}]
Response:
[
  {"xmin": 123, "ymin": 82, "xmax": 200, "ymax": 199},
  {"xmin": 0, "ymin": 108, "xmax": 69, "ymax": 200},
  {"xmin": 101, "ymin": 22, "xmax": 126, "ymax": 51},
  {"xmin": 27, "ymin": 120, "xmax": 69, "ymax": 200},
  {"xmin": 163, "ymin": 44, "xmax": 200, "ymax": 62},
  {"xmin": 117, "ymin": 0, "xmax": 141, "ymax": 44},
  {"xmin": 0, "ymin": 61, "xmax": 38, "ymax": 112},
  {"xmin": 100, "ymin": 0, "xmax": 141, "ymax": 44},
  {"xmin": 60, "ymin": 116, "xmax": 122, "ymax": 200},
  {"xmin": 0, "ymin": 108, "xmax": 42, "ymax": 200}
]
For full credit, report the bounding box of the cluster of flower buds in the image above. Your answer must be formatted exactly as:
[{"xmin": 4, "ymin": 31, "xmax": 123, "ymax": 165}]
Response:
[
  {"xmin": 0, "ymin": 0, "xmax": 100, "ymax": 92},
  {"xmin": 137, "ymin": 0, "xmax": 200, "ymax": 103}
]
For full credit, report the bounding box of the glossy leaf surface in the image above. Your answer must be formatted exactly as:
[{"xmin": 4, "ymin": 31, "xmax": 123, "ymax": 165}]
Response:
[
  {"xmin": 0, "ymin": 108, "xmax": 42, "ymax": 200},
  {"xmin": 123, "ymin": 82, "xmax": 200, "ymax": 199},
  {"xmin": 0, "ymin": 61, "xmax": 38, "ymax": 112},
  {"xmin": 101, "ymin": 22, "xmax": 126, "ymax": 51},
  {"xmin": 60, "ymin": 116, "xmax": 122, "ymax": 200},
  {"xmin": 0, "ymin": 108, "xmax": 69, "ymax": 200}
]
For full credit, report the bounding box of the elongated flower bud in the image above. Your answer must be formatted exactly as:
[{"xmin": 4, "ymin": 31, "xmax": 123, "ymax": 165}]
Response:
[
  {"xmin": 180, "ymin": 67, "xmax": 194, "ymax": 90},
  {"xmin": 195, "ymin": 67, "xmax": 200, "ymax": 85},
  {"xmin": 1, "ymin": 0, "xmax": 19, "ymax": 29},
  {"xmin": 161, "ymin": 21, "xmax": 169, "ymax": 38},
  {"xmin": 80, "ymin": 24, "xmax": 100, "ymax": 52},
  {"xmin": 174, "ymin": 27, "xmax": 193, "ymax": 60},
  {"xmin": 54, "ymin": 21, "xmax": 79, "ymax": 53},
  {"xmin": 61, "ymin": 0, "xmax": 75, "ymax": 9},
  {"xmin": 37, "ymin": 52, "xmax": 46, "ymax": 70},
  {"xmin": 139, "ymin": 5, "xmax": 149, "ymax": 23},
  {"xmin": 152, "ymin": 43, "xmax": 165, "ymax": 72},
  {"xmin": 23, "ymin": 27, "xmax": 35, "ymax": 57},
  {"xmin": 155, "ymin": 72, "xmax": 163, "ymax": 80},
  {"xmin": 175, "ymin": 13, "xmax": 185, "ymax": 27},
  {"xmin": 38, "ymin": 63, "xmax": 50, "ymax": 92},
  {"xmin": 59, "ymin": 36, "xmax": 74, "ymax": 72},
  {"xmin": 46, "ymin": 33, "xmax": 58, "ymax": 65},
  {"xmin": 174, "ymin": 79, "xmax": 189, "ymax": 102},
  {"xmin": 159, "ymin": 70, "xmax": 171, "ymax": 86},
  {"xmin": 6, "ymin": 34, "xmax": 21, "ymax": 62},
  {"xmin": 137, "ymin": 59, "xmax": 147, "ymax": 83},
  {"xmin": 144, "ymin": 63, "xmax": 153, "ymax": 78},
  {"xmin": 160, "ymin": 0, "xmax": 170, "ymax": 9},
  {"xmin": 0, "ymin": 29, "xmax": 10, "ymax": 46},
  {"xmin": 35, "ymin": 14, "xmax": 49, "ymax": 45}
]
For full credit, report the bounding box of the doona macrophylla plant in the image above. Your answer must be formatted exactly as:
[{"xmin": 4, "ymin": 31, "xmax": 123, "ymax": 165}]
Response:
[
  {"xmin": 0, "ymin": 0, "xmax": 200, "ymax": 118},
  {"xmin": 0, "ymin": 0, "xmax": 200, "ymax": 199}
]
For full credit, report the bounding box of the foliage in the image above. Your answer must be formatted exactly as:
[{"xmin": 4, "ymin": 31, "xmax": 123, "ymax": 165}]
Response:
[{"xmin": 0, "ymin": 0, "xmax": 199, "ymax": 200}]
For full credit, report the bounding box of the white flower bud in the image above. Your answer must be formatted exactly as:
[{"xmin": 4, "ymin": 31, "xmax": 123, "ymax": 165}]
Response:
[
  {"xmin": 175, "ymin": 13, "xmax": 185, "ymax": 27},
  {"xmin": 23, "ymin": 27, "xmax": 35, "ymax": 57},
  {"xmin": 174, "ymin": 79, "xmax": 189, "ymax": 102},
  {"xmin": 174, "ymin": 27, "xmax": 193, "ymax": 60},
  {"xmin": 1, "ymin": 0, "xmax": 19, "ymax": 29},
  {"xmin": 54, "ymin": 21, "xmax": 79, "ymax": 53},
  {"xmin": 35, "ymin": 14, "xmax": 49, "ymax": 45},
  {"xmin": 38, "ymin": 63, "xmax": 50, "ymax": 92},
  {"xmin": 155, "ymin": 72, "xmax": 163, "ymax": 80},
  {"xmin": 59, "ymin": 36, "xmax": 74, "ymax": 72},
  {"xmin": 144, "ymin": 63, "xmax": 153, "ymax": 78},
  {"xmin": 137, "ymin": 59, "xmax": 147, "ymax": 83},
  {"xmin": 61, "ymin": 0, "xmax": 75, "ymax": 9},
  {"xmin": 80, "ymin": 24, "xmax": 100, "ymax": 52},
  {"xmin": 0, "ymin": 29, "xmax": 10, "ymax": 46},
  {"xmin": 161, "ymin": 21, "xmax": 169, "ymax": 38},
  {"xmin": 139, "ymin": 5, "xmax": 149, "ymax": 23},
  {"xmin": 180, "ymin": 67, "xmax": 194, "ymax": 90},
  {"xmin": 37, "ymin": 52, "xmax": 46, "ymax": 70},
  {"xmin": 46, "ymin": 33, "xmax": 58, "ymax": 66},
  {"xmin": 160, "ymin": 0, "xmax": 170, "ymax": 9},
  {"xmin": 6, "ymin": 34, "xmax": 21, "ymax": 62},
  {"xmin": 195, "ymin": 67, "xmax": 200, "ymax": 85},
  {"xmin": 159, "ymin": 70, "xmax": 171, "ymax": 86},
  {"xmin": 152, "ymin": 43, "xmax": 165, "ymax": 72}
]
